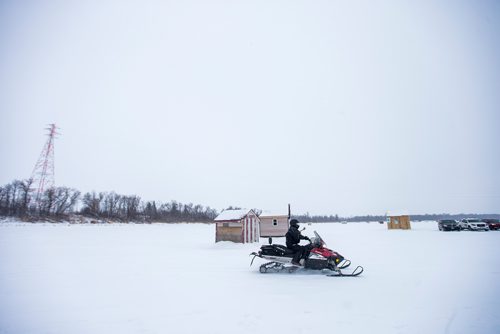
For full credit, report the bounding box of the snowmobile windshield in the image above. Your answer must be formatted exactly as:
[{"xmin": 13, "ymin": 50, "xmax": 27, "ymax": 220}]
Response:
[{"xmin": 313, "ymin": 231, "xmax": 326, "ymax": 247}]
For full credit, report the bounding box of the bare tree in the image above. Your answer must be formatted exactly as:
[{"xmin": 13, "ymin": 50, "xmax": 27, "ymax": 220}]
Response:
[
  {"xmin": 52, "ymin": 187, "xmax": 81, "ymax": 215},
  {"xmin": 19, "ymin": 179, "xmax": 34, "ymax": 216},
  {"xmin": 102, "ymin": 192, "xmax": 121, "ymax": 218},
  {"xmin": 81, "ymin": 192, "xmax": 104, "ymax": 217}
]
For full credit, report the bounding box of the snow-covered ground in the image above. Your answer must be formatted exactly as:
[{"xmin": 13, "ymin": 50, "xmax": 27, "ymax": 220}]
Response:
[{"xmin": 1, "ymin": 220, "xmax": 499, "ymax": 334}]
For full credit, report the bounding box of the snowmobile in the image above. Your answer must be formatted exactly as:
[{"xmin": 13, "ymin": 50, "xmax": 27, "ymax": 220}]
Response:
[{"xmin": 250, "ymin": 231, "xmax": 363, "ymax": 277}]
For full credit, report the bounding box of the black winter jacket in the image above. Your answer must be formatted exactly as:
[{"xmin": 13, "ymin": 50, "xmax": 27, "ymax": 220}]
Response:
[{"xmin": 285, "ymin": 226, "xmax": 308, "ymax": 248}]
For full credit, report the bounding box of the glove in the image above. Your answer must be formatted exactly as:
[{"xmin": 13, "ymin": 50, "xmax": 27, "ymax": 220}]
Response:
[{"xmin": 305, "ymin": 236, "xmax": 310, "ymax": 241}]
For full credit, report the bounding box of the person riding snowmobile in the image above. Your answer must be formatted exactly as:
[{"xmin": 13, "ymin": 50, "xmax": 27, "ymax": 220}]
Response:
[{"xmin": 286, "ymin": 219, "xmax": 311, "ymax": 266}]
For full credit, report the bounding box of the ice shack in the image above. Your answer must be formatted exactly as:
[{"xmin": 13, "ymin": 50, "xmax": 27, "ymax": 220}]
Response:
[
  {"xmin": 259, "ymin": 211, "xmax": 289, "ymax": 238},
  {"xmin": 214, "ymin": 209, "xmax": 260, "ymax": 243},
  {"xmin": 387, "ymin": 214, "xmax": 411, "ymax": 230}
]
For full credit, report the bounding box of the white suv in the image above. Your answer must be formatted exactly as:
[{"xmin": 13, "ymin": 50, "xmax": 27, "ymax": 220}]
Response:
[{"xmin": 459, "ymin": 218, "xmax": 489, "ymax": 231}]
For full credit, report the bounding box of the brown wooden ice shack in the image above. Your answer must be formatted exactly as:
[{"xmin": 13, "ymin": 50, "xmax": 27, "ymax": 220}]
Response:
[{"xmin": 387, "ymin": 214, "xmax": 411, "ymax": 230}]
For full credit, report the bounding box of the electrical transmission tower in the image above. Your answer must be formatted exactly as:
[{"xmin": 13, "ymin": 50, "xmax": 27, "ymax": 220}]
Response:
[{"xmin": 30, "ymin": 123, "xmax": 59, "ymax": 203}]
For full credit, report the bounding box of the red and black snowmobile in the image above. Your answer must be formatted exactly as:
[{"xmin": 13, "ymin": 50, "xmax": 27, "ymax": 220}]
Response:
[{"xmin": 250, "ymin": 231, "xmax": 363, "ymax": 277}]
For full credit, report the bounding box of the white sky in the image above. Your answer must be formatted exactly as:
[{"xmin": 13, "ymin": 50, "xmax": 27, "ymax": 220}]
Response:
[{"xmin": 1, "ymin": 0, "xmax": 499, "ymax": 216}]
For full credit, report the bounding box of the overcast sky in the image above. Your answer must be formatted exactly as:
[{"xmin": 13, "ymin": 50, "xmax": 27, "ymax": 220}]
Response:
[{"xmin": 1, "ymin": 0, "xmax": 499, "ymax": 216}]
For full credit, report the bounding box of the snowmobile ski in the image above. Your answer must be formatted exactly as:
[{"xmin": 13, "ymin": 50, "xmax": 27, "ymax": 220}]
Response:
[
  {"xmin": 337, "ymin": 259, "xmax": 351, "ymax": 269},
  {"xmin": 327, "ymin": 265, "xmax": 364, "ymax": 277}
]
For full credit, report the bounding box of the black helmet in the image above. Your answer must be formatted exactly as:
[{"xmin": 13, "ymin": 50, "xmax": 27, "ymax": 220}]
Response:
[{"xmin": 290, "ymin": 219, "xmax": 299, "ymax": 228}]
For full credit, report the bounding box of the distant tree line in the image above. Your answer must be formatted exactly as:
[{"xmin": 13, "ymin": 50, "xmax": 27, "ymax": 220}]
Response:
[
  {"xmin": 292, "ymin": 212, "xmax": 500, "ymax": 223},
  {"xmin": 1, "ymin": 179, "xmax": 498, "ymax": 223},
  {"xmin": 292, "ymin": 213, "xmax": 342, "ymax": 223},
  {"xmin": 80, "ymin": 191, "xmax": 218, "ymax": 222},
  {"xmin": 407, "ymin": 213, "xmax": 500, "ymax": 221},
  {"xmin": 0, "ymin": 179, "xmax": 80, "ymax": 217},
  {"xmin": 292, "ymin": 213, "xmax": 388, "ymax": 223},
  {"xmin": 0, "ymin": 179, "xmax": 218, "ymax": 222}
]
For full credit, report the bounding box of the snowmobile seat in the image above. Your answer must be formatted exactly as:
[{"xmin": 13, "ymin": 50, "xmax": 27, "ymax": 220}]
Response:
[{"xmin": 260, "ymin": 244, "xmax": 295, "ymax": 257}]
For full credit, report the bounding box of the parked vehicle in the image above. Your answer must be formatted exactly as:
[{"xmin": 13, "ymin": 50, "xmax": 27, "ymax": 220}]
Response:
[
  {"xmin": 437, "ymin": 219, "xmax": 461, "ymax": 231},
  {"xmin": 459, "ymin": 218, "xmax": 489, "ymax": 231},
  {"xmin": 482, "ymin": 219, "xmax": 500, "ymax": 230}
]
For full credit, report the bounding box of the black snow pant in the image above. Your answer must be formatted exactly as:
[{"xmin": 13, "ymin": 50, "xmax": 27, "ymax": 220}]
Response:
[{"xmin": 288, "ymin": 244, "xmax": 306, "ymax": 263}]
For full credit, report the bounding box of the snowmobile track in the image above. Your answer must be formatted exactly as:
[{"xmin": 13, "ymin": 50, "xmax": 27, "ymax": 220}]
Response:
[{"xmin": 258, "ymin": 261, "xmax": 363, "ymax": 277}]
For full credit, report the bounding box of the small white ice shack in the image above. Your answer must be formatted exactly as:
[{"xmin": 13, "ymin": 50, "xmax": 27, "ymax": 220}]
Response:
[{"xmin": 259, "ymin": 211, "xmax": 289, "ymax": 239}]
